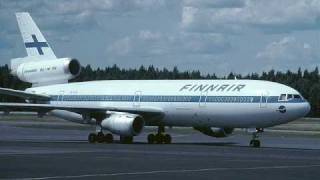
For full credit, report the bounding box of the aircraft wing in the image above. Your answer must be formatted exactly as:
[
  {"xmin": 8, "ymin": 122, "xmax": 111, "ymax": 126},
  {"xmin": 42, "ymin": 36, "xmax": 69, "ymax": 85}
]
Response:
[
  {"xmin": 0, "ymin": 102, "xmax": 164, "ymax": 118},
  {"xmin": 0, "ymin": 88, "xmax": 164, "ymax": 123},
  {"xmin": 0, "ymin": 87, "xmax": 50, "ymax": 101}
]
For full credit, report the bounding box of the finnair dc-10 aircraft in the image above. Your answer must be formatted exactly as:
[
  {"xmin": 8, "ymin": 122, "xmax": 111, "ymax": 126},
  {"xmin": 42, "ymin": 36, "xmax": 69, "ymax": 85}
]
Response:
[{"xmin": 0, "ymin": 13, "xmax": 310, "ymax": 147}]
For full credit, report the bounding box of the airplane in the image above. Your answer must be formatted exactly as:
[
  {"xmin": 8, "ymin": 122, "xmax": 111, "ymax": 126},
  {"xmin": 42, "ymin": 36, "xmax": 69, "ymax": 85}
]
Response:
[{"xmin": 0, "ymin": 12, "xmax": 311, "ymax": 148}]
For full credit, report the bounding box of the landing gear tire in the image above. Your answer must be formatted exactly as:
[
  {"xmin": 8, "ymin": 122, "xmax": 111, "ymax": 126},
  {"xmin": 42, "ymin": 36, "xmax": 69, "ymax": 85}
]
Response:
[
  {"xmin": 88, "ymin": 133, "xmax": 97, "ymax": 143},
  {"xmin": 147, "ymin": 133, "xmax": 172, "ymax": 144},
  {"xmin": 250, "ymin": 140, "xmax": 261, "ymax": 148},
  {"xmin": 97, "ymin": 132, "xmax": 105, "ymax": 143},
  {"xmin": 155, "ymin": 134, "xmax": 163, "ymax": 144},
  {"xmin": 249, "ymin": 128, "xmax": 263, "ymax": 148},
  {"xmin": 147, "ymin": 126, "xmax": 172, "ymax": 144},
  {"xmin": 88, "ymin": 132, "xmax": 113, "ymax": 143},
  {"xmin": 148, "ymin": 134, "xmax": 155, "ymax": 144},
  {"xmin": 104, "ymin": 133, "xmax": 114, "ymax": 143},
  {"xmin": 163, "ymin": 134, "xmax": 172, "ymax": 144},
  {"xmin": 120, "ymin": 136, "xmax": 133, "ymax": 144}
]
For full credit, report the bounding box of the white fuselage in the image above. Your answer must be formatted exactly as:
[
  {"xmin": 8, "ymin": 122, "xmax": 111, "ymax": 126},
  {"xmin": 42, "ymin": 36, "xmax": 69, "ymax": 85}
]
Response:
[{"xmin": 27, "ymin": 79, "xmax": 310, "ymax": 128}]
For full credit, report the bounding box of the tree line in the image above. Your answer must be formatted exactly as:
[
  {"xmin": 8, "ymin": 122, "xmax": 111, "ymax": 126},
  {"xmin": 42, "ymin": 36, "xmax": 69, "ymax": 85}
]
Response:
[{"xmin": 1, "ymin": 64, "xmax": 320, "ymax": 117}]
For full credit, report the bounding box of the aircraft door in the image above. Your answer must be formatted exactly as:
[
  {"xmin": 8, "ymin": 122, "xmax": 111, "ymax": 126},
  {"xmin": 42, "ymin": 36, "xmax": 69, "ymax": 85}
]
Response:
[
  {"xmin": 260, "ymin": 91, "xmax": 269, "ymax": 108},
  {"xmin": 199, "ymin": 91, "xmax": 208, "ymax": 107},
  {"xmin": 133, "ymin": 91, "xmax": 142, "ymax": 107},
  {"xmin": 57, "ymin": 91, "xmax": 64, "ymax": 104},
  {"xmin": 194, "ymin": 91, "xmax": 209, "ymax": 126}
]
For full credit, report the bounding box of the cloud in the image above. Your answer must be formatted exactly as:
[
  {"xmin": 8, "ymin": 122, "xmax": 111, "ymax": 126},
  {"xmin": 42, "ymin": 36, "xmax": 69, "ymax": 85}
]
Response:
[
  {"xmin": 182, "ymin": 0, "xmax": 320, "ymax": 33},
  {"xmin": 0, "ymin": 0, "xmax": 166, "ymax": 15},
  {"xmin": 256, "ymin": 36, "xmax": 319, "ymax": 71},
  {"xmin": 178, "ymin": 33, "xmax": 231, "ymax": 54},
  {"xmin": 52, "ymin": 0, "xmax": 113, "ymax": 14},
  {"xmin": 139, "ymin": 30, "xmax": 162, "ymax": 41},
  {"xmin": 0, "ymin": 0, "xmax": 170, "ymax": 50},
  {"xmin": 0, "ymin": 0, "xmax": 319, "ymax": 76},
  {"xmin": 184, "ymin": 0, "xmax": 246, "ymax": 8},
  {"xmin": 107, "ymin": 30, "xmax": 230, "ymax": 58},
  {"xmin": 107, "ymin": 36, "xmax": 131, "ymax": 56},
  {"xmin": 104, "ymin": 29, "xmax": 232, "ymax": 74},
  {"xmin": 129, "ymin": 0, "xmax": 166, "ymax": 9},
  {"xmin": 181, "ymin": 4, "xmax": 247, "ymax": 34},
  {"xmin": 0, "ymin": 0, "xmax": 169, "ymax": 32},
  {"xmin": 40, "ymin": 0, "xmax": 167, "ymax": 15},
  {"xmin": 0, "ymin": 30, "xmax": 13, "ymax": 49}
]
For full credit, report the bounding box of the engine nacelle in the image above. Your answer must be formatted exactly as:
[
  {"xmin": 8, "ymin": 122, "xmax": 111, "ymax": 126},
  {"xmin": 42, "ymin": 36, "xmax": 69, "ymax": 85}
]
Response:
[
  {"xmin": 13, "ymin": 58, "xmax": 81, "ymax": 84},
  {"xmin": 49, "ymin": 110, "xmax": 95, "ymax": 124},
  {"xmin": 194, "ymin": 127, "xmax": 234, "ymax": 138},
  {"xmin": 101, "ymin": 112, "xmax": 144, "ymax": 136}
]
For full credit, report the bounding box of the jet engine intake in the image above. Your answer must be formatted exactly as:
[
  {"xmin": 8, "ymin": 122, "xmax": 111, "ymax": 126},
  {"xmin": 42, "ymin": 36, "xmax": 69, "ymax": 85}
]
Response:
[{"xmin": 101, "ymin": 112, "xmax": 144, "ymax": 136}]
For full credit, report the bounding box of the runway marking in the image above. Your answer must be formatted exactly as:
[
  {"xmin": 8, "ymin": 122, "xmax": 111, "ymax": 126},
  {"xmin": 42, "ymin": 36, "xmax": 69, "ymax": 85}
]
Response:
[{"xmin": 12, "ymin": 164, "xmax": 320, "ymax": 180}]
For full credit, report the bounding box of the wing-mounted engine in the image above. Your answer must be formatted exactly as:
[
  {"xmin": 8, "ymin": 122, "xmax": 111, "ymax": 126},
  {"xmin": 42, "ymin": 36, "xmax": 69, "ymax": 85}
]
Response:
[
  {"xmin": 11, "ymin": 58, "xmax": 81, "ymax": 86},
  {"xmin": 194, "ymin": 127, "xmax": 234, "ymax": 138},
  {"xmin": 101, "ymin": 112, "xmax": 145, "ymax": 136}
]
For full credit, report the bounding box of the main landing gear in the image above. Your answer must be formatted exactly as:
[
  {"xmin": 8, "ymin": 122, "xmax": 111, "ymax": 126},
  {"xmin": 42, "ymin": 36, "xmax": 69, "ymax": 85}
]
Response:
[
  {"xmin": 88, "ymin": 120, "xmax": 134, "ymax": 144},
  {"xmin": 147, "ymin": 126, "xmax": 172, "ymax": 144},
  {"xmin": 88, "ymin": 133, "xmax": 134, "ymax": 144},
  {"xmin": 88, "ymin": 132, "xmax": 114, "ymax": 143},
  {"xmin": 88, "ymin": 120, "xmax": 114, "ymax": 143},
  {"xmin": 249, "ymin": 128, "xmax": 264, "ymax": 148}
]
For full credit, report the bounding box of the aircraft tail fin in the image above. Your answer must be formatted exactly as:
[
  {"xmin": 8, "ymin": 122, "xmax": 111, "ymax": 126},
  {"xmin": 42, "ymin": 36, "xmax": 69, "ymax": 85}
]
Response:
[
  {"xmin": 15, "ymin": 12, "xmax": 56, "ymax": 59},
  {"xmin": 10, "ymin": 12, "xmax": 80, "ymax": 87}
]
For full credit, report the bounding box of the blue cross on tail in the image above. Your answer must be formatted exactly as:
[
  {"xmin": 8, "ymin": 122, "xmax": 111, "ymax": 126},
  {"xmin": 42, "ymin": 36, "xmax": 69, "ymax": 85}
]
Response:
[{"xmin": 24, "ymin": 34, "xmax": 48, "ymax": 55}]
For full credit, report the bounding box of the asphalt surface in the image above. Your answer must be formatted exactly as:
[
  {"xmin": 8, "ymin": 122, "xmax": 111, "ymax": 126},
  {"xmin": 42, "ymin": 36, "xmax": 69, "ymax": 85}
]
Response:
[{"xmin": 0, "ymin": 123, "xmax": 320, "ymax": 180}]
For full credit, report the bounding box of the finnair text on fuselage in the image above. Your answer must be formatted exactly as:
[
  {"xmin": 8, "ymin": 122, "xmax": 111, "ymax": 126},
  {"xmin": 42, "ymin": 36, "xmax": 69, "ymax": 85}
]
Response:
[{"xmin": 179, "ymin": 84, "xmax": 246, "ymax": 92}]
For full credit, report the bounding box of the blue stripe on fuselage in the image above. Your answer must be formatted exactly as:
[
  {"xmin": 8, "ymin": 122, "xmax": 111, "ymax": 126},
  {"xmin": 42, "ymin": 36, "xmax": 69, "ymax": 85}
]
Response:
[{"xmin": 49, "ymin": 95, "xmax": 306, "ymax": 103}]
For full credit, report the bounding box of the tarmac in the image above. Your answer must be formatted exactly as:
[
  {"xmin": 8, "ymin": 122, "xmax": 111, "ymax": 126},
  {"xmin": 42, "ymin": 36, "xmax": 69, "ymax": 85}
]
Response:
[{"xmin": 0, "ymin": 116, "xmax": 320, "ymax": 180}]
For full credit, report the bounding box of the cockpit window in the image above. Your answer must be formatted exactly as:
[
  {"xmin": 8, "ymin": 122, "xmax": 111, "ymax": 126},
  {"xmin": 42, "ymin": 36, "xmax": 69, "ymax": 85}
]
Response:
[
  {"xmin": 279, "ymin": 94, "xmax": 286, "ymax": 101},
  {"xmin": 279, "ymin": 94, "xmax": 303, "ymax": 102},
  {"xmin": 294, "ymin": 94, "xmax": 301, "ymax": 99}
]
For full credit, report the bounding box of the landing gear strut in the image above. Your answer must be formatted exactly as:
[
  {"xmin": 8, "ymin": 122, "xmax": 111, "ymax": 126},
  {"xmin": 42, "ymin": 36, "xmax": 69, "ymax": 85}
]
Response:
[
  {"xmin": 88, "ymin": 120, "xmax": 113, "ymax": 143},
  {"xmin": 147, "ymin": 126, "xmax": 172, "ymax": 144},
  {"xmin": 249, "ymin": 128, "xmax": 263, "ymax": 148}
]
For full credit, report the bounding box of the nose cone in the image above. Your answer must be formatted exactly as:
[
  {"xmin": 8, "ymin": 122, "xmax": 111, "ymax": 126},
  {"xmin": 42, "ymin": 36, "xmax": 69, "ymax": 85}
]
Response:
[{"xmin": 304, "ymin": 101, "xmax": 311, "ymax": 116}]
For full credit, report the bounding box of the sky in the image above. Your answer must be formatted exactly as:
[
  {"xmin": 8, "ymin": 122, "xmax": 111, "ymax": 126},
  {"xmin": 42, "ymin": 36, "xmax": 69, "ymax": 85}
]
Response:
[{"xmin": 1, "ymin": 0, "xmax": 320, "ymax": 76}]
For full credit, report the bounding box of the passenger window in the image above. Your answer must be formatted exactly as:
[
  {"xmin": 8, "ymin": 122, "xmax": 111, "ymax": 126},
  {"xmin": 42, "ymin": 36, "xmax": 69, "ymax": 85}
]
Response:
[
  {"xmin": 287, "ymin": 94, "xmax": 293, "ymax": 100},
  {"xmin": 279, "ymin": 94, "xmax": 286, "ymax": 101}
]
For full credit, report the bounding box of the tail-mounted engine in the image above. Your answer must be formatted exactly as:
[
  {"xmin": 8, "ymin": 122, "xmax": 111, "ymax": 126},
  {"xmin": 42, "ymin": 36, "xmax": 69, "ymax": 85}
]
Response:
[
  {"xmin": 11, "ymin": 58, "xmax": 81, "ymax": 85},
  {"xmin": 194, "ymin": 127, "xmax": 234, "ymax": 138}
]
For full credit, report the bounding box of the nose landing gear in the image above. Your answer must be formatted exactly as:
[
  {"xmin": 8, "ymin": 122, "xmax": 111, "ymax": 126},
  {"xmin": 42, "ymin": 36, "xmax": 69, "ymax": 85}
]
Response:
[{"xmin": 249, "ymin": 128, "xmax": 264, "ymax": 148}]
